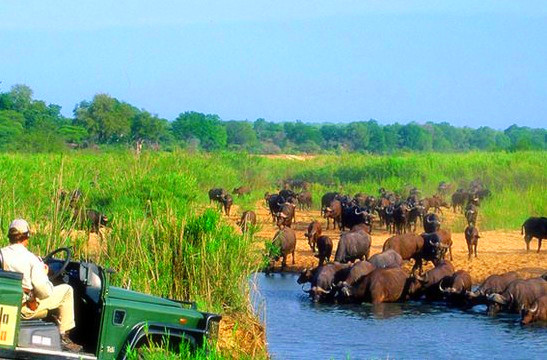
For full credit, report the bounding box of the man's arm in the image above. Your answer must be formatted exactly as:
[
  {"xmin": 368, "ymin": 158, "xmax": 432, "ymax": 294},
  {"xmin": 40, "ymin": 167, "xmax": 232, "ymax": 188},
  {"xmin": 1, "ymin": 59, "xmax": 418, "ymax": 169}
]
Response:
[{"xmin": 30, "ymin": 257, "xmax": 54, "ymax": 299}]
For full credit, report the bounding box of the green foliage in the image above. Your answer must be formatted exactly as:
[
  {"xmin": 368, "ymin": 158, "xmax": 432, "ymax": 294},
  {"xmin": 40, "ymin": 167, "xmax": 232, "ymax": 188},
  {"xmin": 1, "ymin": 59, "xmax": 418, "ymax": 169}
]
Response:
[
  {"xmin": 172, "ymin": 112, "xmax": 227, "ymax": 150},
  {"xmin": 1, "ymin": 84, "xmax": 545, "ymax": 154}
]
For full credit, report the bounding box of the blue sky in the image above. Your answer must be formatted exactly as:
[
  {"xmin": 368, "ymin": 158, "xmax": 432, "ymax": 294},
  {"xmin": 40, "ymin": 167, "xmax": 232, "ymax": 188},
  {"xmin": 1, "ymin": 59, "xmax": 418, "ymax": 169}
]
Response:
[{"xmin": 1, "ymin": 1, "xmax": 546, "ymax": 129}]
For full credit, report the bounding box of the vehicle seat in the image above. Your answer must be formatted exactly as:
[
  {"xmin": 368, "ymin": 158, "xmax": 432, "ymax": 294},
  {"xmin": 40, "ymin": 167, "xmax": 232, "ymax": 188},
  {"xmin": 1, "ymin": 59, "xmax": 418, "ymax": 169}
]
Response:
[{"xmin": 79, "ymin": 262, "xmax": 102, "ymax": 304}]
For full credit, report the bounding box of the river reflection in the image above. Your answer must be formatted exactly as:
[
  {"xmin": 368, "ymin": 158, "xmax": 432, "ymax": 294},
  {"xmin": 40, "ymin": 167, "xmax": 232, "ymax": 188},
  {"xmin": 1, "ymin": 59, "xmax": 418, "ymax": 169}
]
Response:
[{"xmin": 251, "ymin": 273, "xmax": 547, "ymax": 360}]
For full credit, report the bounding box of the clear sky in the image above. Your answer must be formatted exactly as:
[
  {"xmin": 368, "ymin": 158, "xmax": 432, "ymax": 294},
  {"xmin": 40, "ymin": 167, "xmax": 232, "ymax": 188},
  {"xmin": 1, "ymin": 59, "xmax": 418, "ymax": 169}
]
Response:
[{"xmin": 1, "ymin": 1, "xmax": 546, "ymax": 129}]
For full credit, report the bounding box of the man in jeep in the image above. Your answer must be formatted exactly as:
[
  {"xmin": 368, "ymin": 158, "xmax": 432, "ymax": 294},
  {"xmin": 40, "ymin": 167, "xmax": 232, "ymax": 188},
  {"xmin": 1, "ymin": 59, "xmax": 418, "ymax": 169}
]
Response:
[{"xmin": 0, "ymin": 219, "xmax": 82, "ymax": 352}]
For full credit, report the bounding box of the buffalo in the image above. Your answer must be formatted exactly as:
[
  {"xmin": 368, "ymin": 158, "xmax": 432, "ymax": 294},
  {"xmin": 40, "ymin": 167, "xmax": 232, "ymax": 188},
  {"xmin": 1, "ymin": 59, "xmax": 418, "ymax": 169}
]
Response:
[
  {"xmin": 341, "ymin": 205, "xmax": 373, "ymax": 232},
  {"xmin": 423, "ymin": 195, "xmax": 449, "ymax": 214},
  {"xmin": 208, "ymin": 188, "xmax": 227, "ymax": 204},
  {"xmin": 464, "ymin": 224, "xmax": 480, "ymax": 259},
  {"xmin": 393, "ymin": 203, "xmax": 409, "ymax": 234},
  {"xmin": 334, "ymin": 228, "xmax": 372, "ymax": 263},
  {"xmin": 341, "ymin": 267, "xmax": 409, "ymax": 304},
  {"xmin": 238, "ymin": 210, "xmax": 257, "ymax": 233},
  {"xmin": 321, "ymin": 192, "xmax": 340, "ymax": 217},
  {"xmin": 439, "ymin": 270, "xmax": 473, "ymax": 303},
  {"xmin": 297, "ymin": 191, "xmax": 313, "ymax": 210},
  {"xmin": 336, "ymin": 260, "xmax": 376, "ymax": 289},
  {"xmin": 324, "ymin": 199, "xmax": 342, "ymax": 230},
  {"xmin": 368, "ymin": 249, "xmax": 403, "ymax": 269},
  {"xmin": 302, "ymin": 263, "xmax": 350, "ymax": 303},
  {"xmin": 465, "ymin": 203, "xmax": 478, "ymax": 226},
  {"xmin": 268, "ymin": 228, "xmax": 296, "ymax": 272},
  {"xmin": 305, "ymin": 220, "xmax": 322, "ymax": 252},
  {"xmin": 315, "ymin": 235, "xmax": 333, "ymax": 267},
  {"xmin": 521, "ymin": 217, "xmax": 546, "ymax": 253},
  {"xmin": 233, "ymin": 186, "xmax": 251, "ymax": 197},
  {"xmin": 408, "ymin": 260, "xmax": 455, "ymax": 300},
  {"xmin": 521, "ymin": 295, "xmax": 547, "ymax": 325},
  {"xmin": 406, "ymin": 203, "xmax": 425, "ymax": 233},
  {"xmin": 74, "ymin": 208, "xmax": 108, "ymax": 233},
  {"xmin": 275, "ymin": 203, "xmax": 296, "ymax": 229},
  {"xmin": 451, "ymin": 189, "xmax": 468, "ymax": 213},
  {"xmin": 466, "ymin": 271, "xmax": 520, "ymax": 305},
  {"xmin": 487, "ymin": 277, "xmax": 547, "ymax": 316},
  {"xmin": 267, "ymin": 194, "xmax": 286, "ymax": 222},
  {"xmin": 221, "ymin": 194, "xmax": 233, "ymax": 216},
  {"xmin": 423, "ymin": 213, "xmax": 441, "ymax": 234}
]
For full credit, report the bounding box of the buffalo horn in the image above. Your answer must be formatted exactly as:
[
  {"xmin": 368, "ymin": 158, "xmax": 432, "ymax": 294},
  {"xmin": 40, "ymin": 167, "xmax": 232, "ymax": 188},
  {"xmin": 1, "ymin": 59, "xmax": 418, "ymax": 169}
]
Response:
[
  {"xmin": 326, "ymin": 207, "xmax": 332, "ymax": 212},
  {"xmin": 355, "ymin": 208, "xmax": 364, "ymax": 215},
  {"xmin": 529, "ymin": 302, "xmax": 539, "ymax": 313},
  {"xmin": 316, "ymin": 286, "xmax": 331, "ymax": 294},
  {"xmin": 439, "ymin": 279, "xmax": 448, "ymax": 293},
  {"xmin": 487, "ymin": 293, "xmax": 507, "ymax": 305}
]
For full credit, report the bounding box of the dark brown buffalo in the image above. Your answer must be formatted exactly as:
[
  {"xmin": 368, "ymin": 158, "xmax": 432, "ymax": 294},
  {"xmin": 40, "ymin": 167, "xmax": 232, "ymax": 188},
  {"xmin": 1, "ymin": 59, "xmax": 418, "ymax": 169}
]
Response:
[
  {"xmin": 268, "ymin": 228, "xmax": 296, "ymax": 272},
  {"xmin": 383, "ymin": 233, "xmax": 431, "ymax": 274},
  {"xmin": 368, "ymin": 249, "xmax": 403, "ymax": 269},
  {"xmin": 315, "ymin": 235, "xmax": 333, "ymax": 267},
  {"xmin": 423, "ymin": 213, "xmax": 441, "ymax": 233},
  {"xmin": 439, "ymin": 270, "xmax": 473, "ymax": 303},
  {"xmin": 407, "ymin": 203, "xmax": 425, "ymax": 233},
  {"xmin": 233, "ymin": 186, "xmax": 251, "ymax": 197},
  {"xmin": 297, "ymin": 267, "xmax": 317, "ymax": 285},
  {"xmin": 74, "ymin": 208, "xmax": 108, "ymax": 233},
  {"xmin": 276, "ymin": 203, "xmax": 296, "ymax": 228},
  {"xmin": 221, "ymin": 194, "xmax": 233, "ymax": 216},
  {"xmin": 437, "ymin": 181, "xmax": 453, "ymax": 196},
  {"xmin": 487, "ymin": 277, "xmax": 547, "ymax": 315},
  {"xmin": 521, "ymin": 217, "xmax": 546, "ymax": 253},
  {"xmin": 451, "ymin": 189, "xmax": 468, "ymax": 213},
  {"xmin": 464, "ymin": 224, "xmax": 480, "ymax": 259},
  {"xmin": 408, "ymin": 260, "xmax": 455, "ymax": 300},
  {"xmin": 393, "ymin": 202, "xmax": 409, "ymax": 235},
  {"xmin": 60, "ymin": 188, "xmax": 83, "ymax": 209},
  {"xmin": 521, "ymin": 295, "xmax": 547, "ymax": 325},
  {"xmin": 465, "ymin": 203, "xmax": 478, "ymax": 226},
  {"xmin": 466, "ymin": 271, "xmax": 520, "ymax": 305},
  {"xmin": 341, "ymin": 267, "xmax": 409, "ymax": 304},
  {"xmin": 297, "ymin": 191, "xmax": 313, "ymax": 210},
  {"xmin": 305, "ymin": 220, "xmax": 322, "ymax": 252},
  {"xmin": 302, "ymin": 263, "xmax": 350, "ymax": 303},
  {"xmin": 238, "ymin": 210, "xmax": 257, "ymax": 233},
  {"xmin": 321, "ymin": 192, "xmax": 340, "ymax": 217},
  {"xmin": 208, "ymin": 188, "xmax": 227, "ymax": 204},
  {"xmin": 336, "ymin": 260, "xmax": 376, "ymax": 289},
  {"xmin": 267, "ymin": 194, "xmax": 284, "ymax": 222},
  {"xmin": 325, "ymin": 199, "xmax": 342, "ymax": 230},
  {"xmin": 334, "ymin": 228, "xmax": 371, "ymax": 263},
  {"xmin": 382, "ymin": 233, "xmax": 424, "ymax": 260},
  {"xmin": 423, "ymin": 195, "xmax": 449, "ymax": 214},
  {"xmin": 437, "ymin": 229, "xmax": 453, "ymax": 261}
]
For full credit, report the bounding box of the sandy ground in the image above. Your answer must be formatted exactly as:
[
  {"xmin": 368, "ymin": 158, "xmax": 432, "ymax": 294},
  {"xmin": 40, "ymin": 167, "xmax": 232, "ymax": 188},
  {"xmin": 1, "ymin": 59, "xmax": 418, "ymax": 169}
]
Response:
[{"xmin": 227, "ymin": 201, "xmax": 546, "ymax": 284}]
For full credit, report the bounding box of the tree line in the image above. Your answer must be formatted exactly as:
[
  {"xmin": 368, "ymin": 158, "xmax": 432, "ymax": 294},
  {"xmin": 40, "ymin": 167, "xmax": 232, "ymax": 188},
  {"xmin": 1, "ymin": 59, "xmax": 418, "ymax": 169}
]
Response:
[{"xmin": 0, "ymin": 84, "xmax": 545, "ymax": 153}]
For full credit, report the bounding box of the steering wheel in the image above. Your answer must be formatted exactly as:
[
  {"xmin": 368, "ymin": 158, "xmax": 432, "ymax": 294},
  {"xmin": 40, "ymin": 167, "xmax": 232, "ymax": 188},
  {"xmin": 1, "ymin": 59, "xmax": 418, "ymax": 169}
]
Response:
[{"xmin": 43, "ymin": 247, "xmax": 72, "ymax": 280}]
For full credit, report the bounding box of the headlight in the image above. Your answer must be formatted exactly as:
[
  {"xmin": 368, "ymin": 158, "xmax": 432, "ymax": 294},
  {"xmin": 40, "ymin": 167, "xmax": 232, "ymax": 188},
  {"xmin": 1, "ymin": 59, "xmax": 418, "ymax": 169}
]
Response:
[{"xmin": 207, "ymin": 318, "xmax": 220, "ymax": 340}]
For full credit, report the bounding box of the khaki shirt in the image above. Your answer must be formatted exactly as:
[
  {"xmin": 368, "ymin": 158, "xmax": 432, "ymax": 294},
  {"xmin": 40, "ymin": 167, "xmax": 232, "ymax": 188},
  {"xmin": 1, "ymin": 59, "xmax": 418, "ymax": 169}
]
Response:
[{"xmin": 0, "ymin": 243, "xmax": 53, "ymax": 299}]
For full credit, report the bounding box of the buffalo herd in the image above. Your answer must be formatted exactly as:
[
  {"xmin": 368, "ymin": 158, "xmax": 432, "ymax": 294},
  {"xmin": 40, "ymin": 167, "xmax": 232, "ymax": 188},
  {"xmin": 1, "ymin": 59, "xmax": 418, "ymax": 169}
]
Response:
[{"xmin": 208, "ymin": 179, "xmax": 545, "ymax": 325}]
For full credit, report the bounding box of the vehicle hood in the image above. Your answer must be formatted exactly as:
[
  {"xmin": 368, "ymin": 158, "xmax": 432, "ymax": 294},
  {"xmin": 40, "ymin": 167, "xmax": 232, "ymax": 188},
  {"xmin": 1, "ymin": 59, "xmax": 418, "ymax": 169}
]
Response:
[{"xmin": 108, "ymin": 286, "xmax": 185, "ymax": 308}]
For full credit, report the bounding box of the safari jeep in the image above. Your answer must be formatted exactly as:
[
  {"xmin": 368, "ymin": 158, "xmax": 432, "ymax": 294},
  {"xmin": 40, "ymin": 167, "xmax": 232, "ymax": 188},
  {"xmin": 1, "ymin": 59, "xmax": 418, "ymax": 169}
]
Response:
[{"xmin": 0, "ymin": 247, "xmax": 221, "ymax": 359}]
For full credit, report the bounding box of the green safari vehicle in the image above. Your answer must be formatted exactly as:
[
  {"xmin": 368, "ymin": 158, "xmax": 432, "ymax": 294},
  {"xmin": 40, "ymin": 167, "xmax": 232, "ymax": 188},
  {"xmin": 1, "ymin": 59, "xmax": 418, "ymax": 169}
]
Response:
[{"xmin": 0, "ymin": 247, "xmax": 221, "ymax": 359}]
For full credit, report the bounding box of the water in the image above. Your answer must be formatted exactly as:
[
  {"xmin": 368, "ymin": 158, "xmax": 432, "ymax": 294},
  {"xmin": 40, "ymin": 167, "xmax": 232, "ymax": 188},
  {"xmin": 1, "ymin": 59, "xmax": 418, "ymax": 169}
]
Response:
[{"xmin": 251, "ymin": 273, "xmax": 547, "ymax": 360}]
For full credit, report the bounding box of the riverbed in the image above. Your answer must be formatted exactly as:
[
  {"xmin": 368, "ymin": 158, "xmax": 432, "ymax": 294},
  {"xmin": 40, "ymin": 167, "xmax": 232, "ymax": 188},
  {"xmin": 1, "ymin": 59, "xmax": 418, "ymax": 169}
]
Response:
[{"xmin": 251, "ymin": 273, "xmax": 547, "ymax": 360}]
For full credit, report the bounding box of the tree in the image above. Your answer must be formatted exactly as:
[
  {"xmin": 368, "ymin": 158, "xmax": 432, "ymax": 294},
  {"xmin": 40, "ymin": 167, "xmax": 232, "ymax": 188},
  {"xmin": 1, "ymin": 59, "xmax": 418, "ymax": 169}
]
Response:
[
  {"xmin": 171, "ymin": 111, "xmax": 227, "ymax": 150},
  {"xmin": 0, "ymin": 110, "xmax": 25, "ymax": 148},
  {"xmin": 225, "ymin": 121, "xmax": 260, "ymax": 150},
  {"xmin": 345, "ymin": 122, "xmax": 370, "ymax": 151},
  {"xmin": 73, "ymin": 94, "xmax": 136, "ymax": 143},
  {"xmin": 398, "ymin": 123, "xmax": 433, "ymax": 151},
  {"xmin": 131, "ymin": 111, "xmax": 169, "ymax": 143}
]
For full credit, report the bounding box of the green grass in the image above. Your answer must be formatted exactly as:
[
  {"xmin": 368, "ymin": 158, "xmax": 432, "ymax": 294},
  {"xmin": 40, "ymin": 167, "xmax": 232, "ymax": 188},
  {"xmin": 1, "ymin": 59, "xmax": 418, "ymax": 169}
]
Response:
[{"xmin": 0, "ymin": 150, "xmax": 544, "ymax": 358}]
